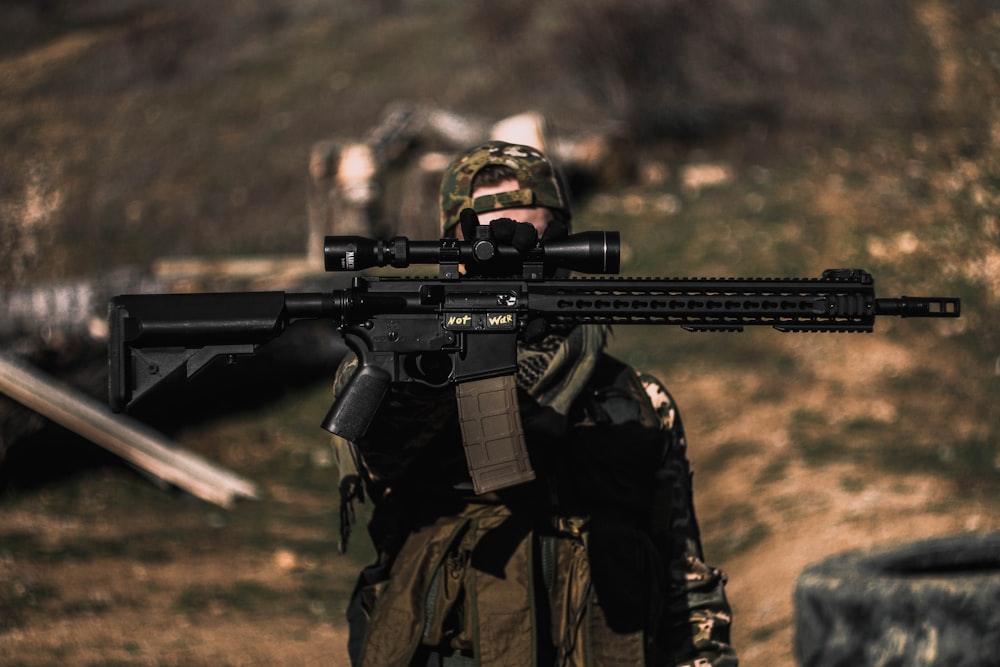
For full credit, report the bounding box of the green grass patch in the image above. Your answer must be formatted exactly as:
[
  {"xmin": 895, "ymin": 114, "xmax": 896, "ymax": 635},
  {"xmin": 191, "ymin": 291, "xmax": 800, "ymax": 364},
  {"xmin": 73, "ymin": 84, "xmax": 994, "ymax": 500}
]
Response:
[
  {"xmin": 838, "ymin": 474, "xmax": 867, "ymax": 493},
  {"xmin": 874, "ymin": 438, "xmax": 999, "ymax": 486},
  {"xmin": 789, "ymin": 409, "xmax": 839, "ymax": 466},
  {"xmin": 174, "ymin": 580, "xmax": 288, "ymax": 617},
  {"xmin": 0, "ymin": 529, "xmax": 170, "ymax": 565},
  {"xmin": 703, "ymin": 502, "xmax": 770, "ymax": 562},
  {"xmin": 755, "ymin": 458, "xmax": 791, "ymax": 487},
  {"xmin": 696, "ymin": 440, "xmax": 764, "ymax": 476},
  {"xmin": 0, "ymin": 578, "xmax": 60, "ymax": 631},
  {"xmin": 789, "ymin": 404, "xmax": 1000, "ymax": 496}
]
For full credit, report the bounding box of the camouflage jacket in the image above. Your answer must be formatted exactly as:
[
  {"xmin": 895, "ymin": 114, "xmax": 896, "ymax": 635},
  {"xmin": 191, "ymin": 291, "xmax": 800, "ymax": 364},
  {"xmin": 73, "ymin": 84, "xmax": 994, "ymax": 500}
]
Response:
[{"xmin": 332, "ymin": 325, "xmax": 737, "ymax": 667}]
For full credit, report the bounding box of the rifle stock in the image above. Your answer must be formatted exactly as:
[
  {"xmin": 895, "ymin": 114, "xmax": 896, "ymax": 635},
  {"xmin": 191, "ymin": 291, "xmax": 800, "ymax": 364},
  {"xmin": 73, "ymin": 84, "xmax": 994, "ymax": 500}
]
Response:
[
  {"xmin": 108, "ymin": 232, "xmax": 961, "ymax": 493},
  {"xmin": 108, "ymin": 291, "xmax": 342, "ymax": 412}
]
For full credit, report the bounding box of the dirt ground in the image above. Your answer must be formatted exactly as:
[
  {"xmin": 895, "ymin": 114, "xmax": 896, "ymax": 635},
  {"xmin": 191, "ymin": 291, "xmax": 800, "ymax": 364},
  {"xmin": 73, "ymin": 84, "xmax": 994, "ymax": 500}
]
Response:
[
  {"xmin": 0, "ymin": 465, "xmax": 360, "ymax": 666},
  {"xmin": 2, "ymin": 333, "xmax": 996, "ymax": 667}
]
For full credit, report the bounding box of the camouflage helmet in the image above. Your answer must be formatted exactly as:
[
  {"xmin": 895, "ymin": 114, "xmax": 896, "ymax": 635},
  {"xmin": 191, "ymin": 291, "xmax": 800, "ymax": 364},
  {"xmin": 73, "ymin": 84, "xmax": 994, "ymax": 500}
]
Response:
[{"xmin": 439, "ymin": 141, "xmax": 571, "ymax": 235}]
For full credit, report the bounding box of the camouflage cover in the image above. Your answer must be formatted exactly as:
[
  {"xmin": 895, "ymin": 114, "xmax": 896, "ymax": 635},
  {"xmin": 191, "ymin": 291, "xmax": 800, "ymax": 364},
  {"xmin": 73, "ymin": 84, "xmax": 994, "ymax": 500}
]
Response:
[{"xmin": 439, "ymin": 140, "xmax": 570, "ymax": 234}]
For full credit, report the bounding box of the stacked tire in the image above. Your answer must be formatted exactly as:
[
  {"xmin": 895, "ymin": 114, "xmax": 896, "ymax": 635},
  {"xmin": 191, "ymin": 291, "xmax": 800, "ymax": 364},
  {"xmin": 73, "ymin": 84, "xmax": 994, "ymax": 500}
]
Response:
[{"xmin": 794, "ymin": 532, "xmax": 1000, "ymax": 666}]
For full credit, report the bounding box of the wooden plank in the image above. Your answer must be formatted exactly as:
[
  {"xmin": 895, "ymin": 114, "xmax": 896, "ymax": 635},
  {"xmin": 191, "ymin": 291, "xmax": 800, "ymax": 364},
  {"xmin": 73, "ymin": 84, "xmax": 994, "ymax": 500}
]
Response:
[{"xmin": 0, "ymin": 352, "xmax": 258, "ymax": 508}]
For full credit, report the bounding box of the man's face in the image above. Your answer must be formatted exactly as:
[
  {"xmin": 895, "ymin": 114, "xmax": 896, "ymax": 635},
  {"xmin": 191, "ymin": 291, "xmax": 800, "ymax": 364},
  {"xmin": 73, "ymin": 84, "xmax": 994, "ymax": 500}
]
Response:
[{"xmin": 458, "ymin": 178, "xmax": 551, "ymax": 239}]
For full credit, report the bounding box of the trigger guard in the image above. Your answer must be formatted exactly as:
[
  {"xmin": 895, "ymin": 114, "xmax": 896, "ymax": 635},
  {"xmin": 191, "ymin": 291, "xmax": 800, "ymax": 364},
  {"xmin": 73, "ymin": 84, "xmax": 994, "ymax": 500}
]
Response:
[{"xmin": 407, "ymin": 352, "xmax": 454, "ymax": 388}]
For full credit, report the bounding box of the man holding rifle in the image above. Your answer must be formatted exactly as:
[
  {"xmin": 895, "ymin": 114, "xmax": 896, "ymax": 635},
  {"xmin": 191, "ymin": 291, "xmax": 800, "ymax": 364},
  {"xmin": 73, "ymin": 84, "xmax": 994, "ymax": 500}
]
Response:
[{"xmin": 331, "ymin": 141, "xmax": 739, "ymax": 667}]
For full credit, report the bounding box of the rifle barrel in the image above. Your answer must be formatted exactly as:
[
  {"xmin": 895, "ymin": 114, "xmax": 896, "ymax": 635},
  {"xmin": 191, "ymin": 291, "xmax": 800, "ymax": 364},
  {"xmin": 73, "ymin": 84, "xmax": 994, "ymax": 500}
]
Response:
[{"xmin": 875, "ymin": 297, "xmax": 960, "ymax": 318}]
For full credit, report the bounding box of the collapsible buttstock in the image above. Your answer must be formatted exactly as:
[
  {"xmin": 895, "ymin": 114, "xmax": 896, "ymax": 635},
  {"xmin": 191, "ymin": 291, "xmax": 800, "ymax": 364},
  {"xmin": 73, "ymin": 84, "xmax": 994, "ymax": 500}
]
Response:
[{"xmin": 108, "ymin": 291, "xmax": 331, "ymax": 412}]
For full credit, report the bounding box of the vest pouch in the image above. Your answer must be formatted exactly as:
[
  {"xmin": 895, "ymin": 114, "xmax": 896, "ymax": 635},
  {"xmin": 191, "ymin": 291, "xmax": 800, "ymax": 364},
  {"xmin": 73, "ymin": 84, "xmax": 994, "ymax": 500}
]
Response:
[
  {"xmin": 461, "ymin": 510, "xmax": 536, "ymax": 666},
  {"xmin": 547, "ymin": 531, "xmax": 592, "ymax": 667},
  {"xmin": 587, "ymin": 519, "xmax": 664, "ymax": 666},
  {"xmin": 359, "ymin": 516, "xmax": 471, "ymax": 666},
  {"xmin": 360, "ymin": 505, "xmax": 538, "ymax": 667}
]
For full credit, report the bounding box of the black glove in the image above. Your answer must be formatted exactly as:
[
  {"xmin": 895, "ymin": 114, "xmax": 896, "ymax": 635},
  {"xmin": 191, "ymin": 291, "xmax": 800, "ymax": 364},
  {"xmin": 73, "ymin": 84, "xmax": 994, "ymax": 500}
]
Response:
[
  {"xmin": 487, "ymin": 217, "xmax": 539, "ymax": 253},
  {"xmin": 459, "ymin": 208, "xmax": 539, "ymax": 254},
  {"xmin": 459, "ymin": 209, "xmax": 540, "ymax": 276}
]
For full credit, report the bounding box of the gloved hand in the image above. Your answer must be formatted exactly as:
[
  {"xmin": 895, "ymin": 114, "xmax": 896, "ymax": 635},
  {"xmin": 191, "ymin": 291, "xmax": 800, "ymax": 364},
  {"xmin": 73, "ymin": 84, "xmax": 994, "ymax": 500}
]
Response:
[
  {"xmin": 459, "ymin": 208, "xmax": 539, "ymax": 254},
  {"xmin": 458, "ymin": 209, "xmax": 540, "ymax": 279},
  {"xmin": 484, "ymin": 217, "xmax": 539, "ymax": 253}
]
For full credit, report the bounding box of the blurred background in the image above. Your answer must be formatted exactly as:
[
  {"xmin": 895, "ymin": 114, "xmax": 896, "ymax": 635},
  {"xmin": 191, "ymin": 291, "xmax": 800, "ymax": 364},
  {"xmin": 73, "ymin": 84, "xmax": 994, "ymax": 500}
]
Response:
[{"xmin": 1, "ymin": 1, "xmax": 998, "ymax": 665}]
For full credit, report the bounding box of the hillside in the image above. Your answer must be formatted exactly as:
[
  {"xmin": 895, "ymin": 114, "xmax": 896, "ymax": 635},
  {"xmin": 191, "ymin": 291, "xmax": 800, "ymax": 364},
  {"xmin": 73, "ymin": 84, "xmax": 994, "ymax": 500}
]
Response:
[{"xmin": 2, "ymin": 1, "xmax": 998, "ymax": 665}]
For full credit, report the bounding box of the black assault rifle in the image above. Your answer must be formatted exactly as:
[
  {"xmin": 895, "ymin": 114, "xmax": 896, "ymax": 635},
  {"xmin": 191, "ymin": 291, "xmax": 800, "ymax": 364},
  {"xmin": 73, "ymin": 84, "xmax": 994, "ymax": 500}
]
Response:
[{"xmin": 108, "ymin": 223, "xmax": 960, "ymax": 494}]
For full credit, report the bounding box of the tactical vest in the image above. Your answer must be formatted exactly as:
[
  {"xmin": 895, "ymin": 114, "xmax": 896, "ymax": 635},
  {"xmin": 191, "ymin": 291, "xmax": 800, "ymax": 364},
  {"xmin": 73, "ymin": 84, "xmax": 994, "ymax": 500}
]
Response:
[
  {"xmin": 354, "ymin": 505, "xmax": 663, "ymax": 666},
  {"xmin": 350, "ymin": 356, "xmax": 670, "ymax": 666}
]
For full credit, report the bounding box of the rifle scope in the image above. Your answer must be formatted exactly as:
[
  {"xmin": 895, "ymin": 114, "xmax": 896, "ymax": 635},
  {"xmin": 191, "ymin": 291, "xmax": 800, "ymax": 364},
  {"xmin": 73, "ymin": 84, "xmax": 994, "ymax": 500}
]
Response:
[{"xmin": 324, "ymin": 231, "xmax": 621, "ymax": 275}]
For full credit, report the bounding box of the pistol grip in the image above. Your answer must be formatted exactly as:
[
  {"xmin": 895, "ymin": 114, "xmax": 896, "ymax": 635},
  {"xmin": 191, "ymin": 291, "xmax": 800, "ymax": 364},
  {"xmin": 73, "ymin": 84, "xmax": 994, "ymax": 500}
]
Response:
[
  {"xmin": 456, "ymin": 375, "xmax": 535, "ymax": 494},
  {"xmin": 322, "ymin": 364, "xmax": 391, "ymax": 441}
]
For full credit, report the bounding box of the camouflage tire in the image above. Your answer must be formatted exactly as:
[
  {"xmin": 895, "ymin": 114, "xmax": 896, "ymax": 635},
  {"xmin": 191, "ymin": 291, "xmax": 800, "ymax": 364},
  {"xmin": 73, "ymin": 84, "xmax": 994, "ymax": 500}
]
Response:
[{"xmin": 793, "ymin": 532, "xmax": 1000, "ymax": 667}]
